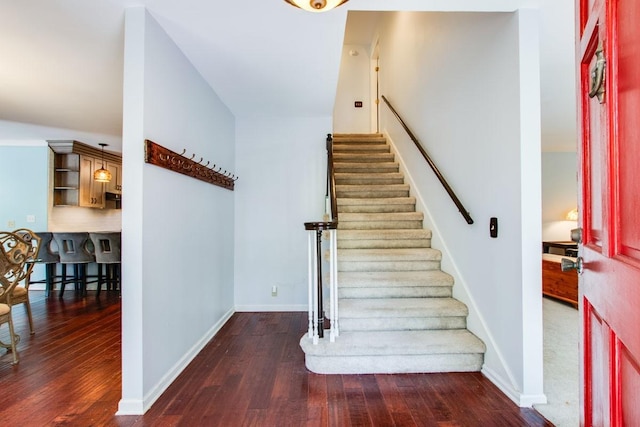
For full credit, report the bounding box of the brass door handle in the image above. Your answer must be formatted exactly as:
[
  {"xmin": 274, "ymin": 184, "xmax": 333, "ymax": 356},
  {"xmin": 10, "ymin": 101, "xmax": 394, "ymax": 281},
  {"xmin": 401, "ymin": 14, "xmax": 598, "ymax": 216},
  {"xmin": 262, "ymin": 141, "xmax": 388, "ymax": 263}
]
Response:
[{"xmin": 588, "ymin": 42, "xmax": 606, "ymax": 103}]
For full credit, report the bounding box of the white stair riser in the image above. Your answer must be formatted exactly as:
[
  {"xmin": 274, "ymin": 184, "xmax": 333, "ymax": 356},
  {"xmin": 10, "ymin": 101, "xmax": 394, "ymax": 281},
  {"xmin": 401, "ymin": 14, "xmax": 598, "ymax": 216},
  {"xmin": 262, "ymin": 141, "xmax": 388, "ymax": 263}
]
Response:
[
  {"xmin": 337, "ymin": 190, "xmax": 410, "ymax": 198},
  {"xmin": 338, "ymin": 260, "xmax": 441, "ymax": 272},
  {"xmin": 339, "ymin": 287, "xmax": 452, "ymax": 299},
  {"xmin": 338, "ymin": 239, "xmax": 431, "ymax": 249},
  {"xmin": 336, "ymin": 177, "xmax": 405, "ymax": 185},
  {"xmin": 304, "ymin": 354, "xmax": 484, "ymax": 375},
  {"xmin": 334, "ymin": 155, "xmax": 395, "ymax": 163},
  {"xmin": 335, "ymin": 165, "xmax": 399, "ymax": 173},
  {"xmin": 339, "ymin": 316, "xmax": 467, "ymax": 332},
  {"xmin": 334, "ymin": 146, "xmax": 390, "ymax": 153},
  {"xmin": 338, "ymin": 205, "xmax": 415, "ymax": 213},
  {"xmin": 338, "ymin": 221, "xmax": 423, "ymax": 230}
]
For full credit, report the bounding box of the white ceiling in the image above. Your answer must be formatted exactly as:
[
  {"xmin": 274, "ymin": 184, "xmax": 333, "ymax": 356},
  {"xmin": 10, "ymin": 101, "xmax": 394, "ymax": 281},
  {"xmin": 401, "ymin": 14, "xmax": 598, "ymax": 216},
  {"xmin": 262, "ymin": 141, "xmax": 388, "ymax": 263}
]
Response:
[{"xmin": 0, "ymin": 0, "xmax": 576, "ymax": 151}]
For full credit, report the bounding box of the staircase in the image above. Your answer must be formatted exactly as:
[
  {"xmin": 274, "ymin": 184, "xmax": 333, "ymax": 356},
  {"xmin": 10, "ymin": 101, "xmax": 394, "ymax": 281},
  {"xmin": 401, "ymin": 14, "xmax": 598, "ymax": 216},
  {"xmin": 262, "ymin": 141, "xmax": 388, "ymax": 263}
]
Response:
[{"xmin": 300, "ymin": 133, "xmax": 485, "ymax": 374}]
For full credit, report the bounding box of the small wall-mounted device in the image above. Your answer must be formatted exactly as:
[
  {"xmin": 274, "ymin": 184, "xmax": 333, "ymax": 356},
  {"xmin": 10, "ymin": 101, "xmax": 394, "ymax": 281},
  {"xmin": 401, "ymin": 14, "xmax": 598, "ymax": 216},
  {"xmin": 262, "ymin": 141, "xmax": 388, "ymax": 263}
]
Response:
[
  {"xmin": 354, "ymin": 101, "xmax": 363, "ymax": 108},
  {"xmin": 490, "ymin": 217, "xmax": 498, "ymax": 238}
]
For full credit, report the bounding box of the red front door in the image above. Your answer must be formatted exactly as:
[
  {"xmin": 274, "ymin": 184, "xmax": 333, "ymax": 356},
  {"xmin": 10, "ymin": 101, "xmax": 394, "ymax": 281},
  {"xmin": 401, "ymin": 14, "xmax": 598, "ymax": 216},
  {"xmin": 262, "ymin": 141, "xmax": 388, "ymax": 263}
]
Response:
[{"xmin": 577, "ymin": 0, "xmax": 640, "ymax": 424}]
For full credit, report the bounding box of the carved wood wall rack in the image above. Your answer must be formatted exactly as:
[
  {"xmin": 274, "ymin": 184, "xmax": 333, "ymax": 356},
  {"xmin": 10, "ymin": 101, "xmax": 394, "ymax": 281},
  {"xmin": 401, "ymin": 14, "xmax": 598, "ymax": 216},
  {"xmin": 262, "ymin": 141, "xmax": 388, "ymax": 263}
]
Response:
[{"xmin": 144, "ymin": 139, "xmax": 236, "ymax": 191}]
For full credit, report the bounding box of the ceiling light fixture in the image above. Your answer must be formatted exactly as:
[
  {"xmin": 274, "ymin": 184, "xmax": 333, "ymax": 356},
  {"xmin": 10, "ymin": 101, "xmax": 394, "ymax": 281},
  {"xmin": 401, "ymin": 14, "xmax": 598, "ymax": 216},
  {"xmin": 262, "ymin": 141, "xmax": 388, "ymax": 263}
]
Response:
[
  {"xmin": 284, "ymin": 0, "xmax": 348, "ymax": 13},
  {"xmin": 94, "ymin": 143, "xmax": 112, "ymax": 183}
]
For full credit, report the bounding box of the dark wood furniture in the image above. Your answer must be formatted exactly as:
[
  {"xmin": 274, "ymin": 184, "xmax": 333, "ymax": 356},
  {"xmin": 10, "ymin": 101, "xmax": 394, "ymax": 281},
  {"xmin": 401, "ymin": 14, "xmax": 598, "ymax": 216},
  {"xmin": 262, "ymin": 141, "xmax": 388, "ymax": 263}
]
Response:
[
  {"xmin": 542, "ymin": 254, "xmax": 578, "ymax": 308},
  {"xmin": 542, "ymin": 241, "xmax": 578, "ymax": 256}
]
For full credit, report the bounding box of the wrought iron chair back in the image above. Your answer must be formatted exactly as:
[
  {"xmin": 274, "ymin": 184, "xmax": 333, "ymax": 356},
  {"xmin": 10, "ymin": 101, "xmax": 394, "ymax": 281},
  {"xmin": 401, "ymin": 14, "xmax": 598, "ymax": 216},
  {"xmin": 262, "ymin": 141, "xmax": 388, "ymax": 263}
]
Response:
[{"xmin": 0, "ymin": 230, "xmax": 40, "ymax": 364}]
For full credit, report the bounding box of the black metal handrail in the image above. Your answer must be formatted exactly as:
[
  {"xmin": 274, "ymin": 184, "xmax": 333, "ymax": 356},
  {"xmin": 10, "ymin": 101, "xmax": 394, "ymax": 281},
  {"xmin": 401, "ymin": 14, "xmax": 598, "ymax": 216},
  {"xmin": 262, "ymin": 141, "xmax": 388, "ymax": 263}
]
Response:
[
  {"xmin": 326, "ymin": 134, "xmax": 338, "ymax": 222},
  {"xmin": 381, "ymin": 95, "xmax": 474, "ymax": 225}
]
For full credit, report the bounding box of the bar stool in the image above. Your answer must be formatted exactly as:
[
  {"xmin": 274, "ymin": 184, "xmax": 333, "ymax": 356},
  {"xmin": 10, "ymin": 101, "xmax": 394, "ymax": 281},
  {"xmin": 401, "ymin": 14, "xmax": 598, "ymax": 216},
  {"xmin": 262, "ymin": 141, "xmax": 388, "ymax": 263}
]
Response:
[
  {"xmin": 88, "ymin": 232, "xmax": 121, "ymax": 296},
  {"xmin": 28, "ymin": 232, "xmax": 60, "ymax": 297},
  {"xmin": 52, "ymin": 232, "xmax": 94, "ymax": 297}
]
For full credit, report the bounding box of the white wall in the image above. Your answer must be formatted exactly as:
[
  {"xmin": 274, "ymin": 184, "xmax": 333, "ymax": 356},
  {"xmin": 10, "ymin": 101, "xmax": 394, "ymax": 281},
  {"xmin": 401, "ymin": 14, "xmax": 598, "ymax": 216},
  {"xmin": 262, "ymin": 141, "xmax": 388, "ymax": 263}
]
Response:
[
  {"xmin": 541, "ymin": 152, "xmax": 578, "ymax": 241},
  {"xmin": 333, "ymin": 44, "xmax": 372, "ymax": 134},
  {"xmin": 234, "ymin": 117, "xmax": 330, "ymax": 311},
  {"xmin": 119, "ymin": 7, "xmax": 235, "ymax": 414},
  {"xmin": 374, "ymin": 10, "xmax": 544, "ymax": 405}
]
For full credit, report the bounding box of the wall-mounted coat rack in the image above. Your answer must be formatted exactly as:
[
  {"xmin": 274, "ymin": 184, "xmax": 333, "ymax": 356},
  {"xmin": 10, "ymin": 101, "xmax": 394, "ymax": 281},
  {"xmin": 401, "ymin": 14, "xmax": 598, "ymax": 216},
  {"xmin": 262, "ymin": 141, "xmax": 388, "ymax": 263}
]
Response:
[{"xmin": 144, "ymin": 140, "xmax": 237, "ymax": 191}]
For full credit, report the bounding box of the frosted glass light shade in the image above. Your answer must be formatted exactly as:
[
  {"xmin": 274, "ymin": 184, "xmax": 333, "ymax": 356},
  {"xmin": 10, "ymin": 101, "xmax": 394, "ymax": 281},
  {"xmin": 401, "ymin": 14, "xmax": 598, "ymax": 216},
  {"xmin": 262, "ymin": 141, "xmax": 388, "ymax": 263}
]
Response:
[{"xmin": 284, "ymin": 0, "xmax": 348, "ymax": 13}]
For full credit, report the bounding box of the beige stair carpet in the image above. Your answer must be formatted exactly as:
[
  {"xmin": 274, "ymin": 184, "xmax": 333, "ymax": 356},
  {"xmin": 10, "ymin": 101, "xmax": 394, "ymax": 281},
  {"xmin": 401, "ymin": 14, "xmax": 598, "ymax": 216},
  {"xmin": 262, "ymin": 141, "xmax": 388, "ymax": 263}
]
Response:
[{"xmin": 300, "ymin": 133, "xmax": 485, "ymax": 374}]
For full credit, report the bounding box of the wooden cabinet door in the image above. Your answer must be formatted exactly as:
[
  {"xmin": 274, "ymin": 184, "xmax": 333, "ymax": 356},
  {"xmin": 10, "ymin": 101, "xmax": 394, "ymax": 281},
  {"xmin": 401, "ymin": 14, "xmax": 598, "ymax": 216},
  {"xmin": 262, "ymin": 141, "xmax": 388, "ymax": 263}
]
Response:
[
  {"xmin": 577, "ymin": 0, "xmax": 640, "ymax": 424},
  {"xmin": 105, "ymin": 161, "xmax": 122, "ymax": 194},
  {"xmin": 79, "ymin": 155, "xmax": 104, "ymax": 208}
]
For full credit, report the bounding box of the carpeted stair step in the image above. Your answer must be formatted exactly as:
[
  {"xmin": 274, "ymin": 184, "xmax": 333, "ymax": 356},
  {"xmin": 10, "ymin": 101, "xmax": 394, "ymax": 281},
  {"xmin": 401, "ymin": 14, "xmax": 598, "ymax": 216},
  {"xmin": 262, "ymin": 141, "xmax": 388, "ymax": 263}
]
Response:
[
  {"xmin": 337, "ymin": 229, "xmax": 432, "ymax": 249},
  {"xmin": 339, "ymin": 270, "xmax": 454, "ymax": 298},
  {"xmin": 338, "ymin": 212, "xmax": 423, "ymax": 230},
  {"xmin": 334, "ymin": 162, "xmax": 399, "ymax": 174},
  {"xmin": 338, "ymin": 197, "xmax": 416, "ymax": 213},
  {"xmin": 334, "ymin": 152, "xmax": 395, "ymax": 163},
  {"xmin": 335, "ymin": 172, "xmax": 404, "ymax": 185},
  {"xmin": 333, "ymin": 133, "xmax": 385, "ymax": 143},
  {"xmin": 339, "ymin": 297, "xmax": 467, "ymax": 331},
  {"xmin": 338, "ymin": 248, "xmax": 441, "ymax": 272},
  {"xmin": 336, "ymin": 184, "xmax": 410, "ymax": 199},
  {"xmin": 333, "ymin": 144, "xmax": 389, "ymax": 154},
  {"xmin": 299, "ymin": 329, "xmax": 485, "ymax": 374}
]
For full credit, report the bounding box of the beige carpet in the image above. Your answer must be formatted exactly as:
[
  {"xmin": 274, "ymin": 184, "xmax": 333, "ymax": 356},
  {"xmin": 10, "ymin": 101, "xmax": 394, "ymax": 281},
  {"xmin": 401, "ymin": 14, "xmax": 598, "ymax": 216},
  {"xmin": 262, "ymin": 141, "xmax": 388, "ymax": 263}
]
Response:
[{"xmin": 534, "ymin": 297, "xmax": 579, "ymax": 426}]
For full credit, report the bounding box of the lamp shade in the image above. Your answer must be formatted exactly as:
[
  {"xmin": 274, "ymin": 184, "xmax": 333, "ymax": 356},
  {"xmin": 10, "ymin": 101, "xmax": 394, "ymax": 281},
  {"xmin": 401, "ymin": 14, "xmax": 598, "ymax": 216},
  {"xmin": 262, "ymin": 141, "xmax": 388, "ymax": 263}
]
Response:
[
  {"xmin": 94, "ymin": 143, "xmax": 112, "ymax": 183},
  {"xmin": 284, "ymin": 0, "xmax": 348, "ymax": 12},
  {"xmin": 94, "ymin": 167, "xmax": 112, "ymax": 183},
  {"xmin": 566, "ymin": 208, "xmax": 578, "ymax": 221}
]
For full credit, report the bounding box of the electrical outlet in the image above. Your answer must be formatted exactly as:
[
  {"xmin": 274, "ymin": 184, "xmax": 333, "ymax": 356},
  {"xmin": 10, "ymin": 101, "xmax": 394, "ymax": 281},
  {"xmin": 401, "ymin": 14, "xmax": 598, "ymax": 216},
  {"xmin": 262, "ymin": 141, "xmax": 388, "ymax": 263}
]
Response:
[
  {"xmin": 271, "ymin": 285, "xmax": 278, "ymax": 297},
  {"xmin": 27, "ymin": 215, "xmax": 36, "ymax": 223},
  {"xmin": 7, "ymin": 220, "xmax": 15, "ymax": 228}
]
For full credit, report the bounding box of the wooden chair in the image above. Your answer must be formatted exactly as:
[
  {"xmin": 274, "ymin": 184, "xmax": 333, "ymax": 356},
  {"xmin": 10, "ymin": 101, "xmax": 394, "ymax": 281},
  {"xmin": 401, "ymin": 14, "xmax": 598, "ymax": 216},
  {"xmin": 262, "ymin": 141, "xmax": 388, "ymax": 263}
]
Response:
[
  {"xmin": 0, "ymin": 230, "xmax": 40, "ymax": 364},
  {"xmin": 10, "ymin": 229, "xmax": 42, "ymax": 334}
]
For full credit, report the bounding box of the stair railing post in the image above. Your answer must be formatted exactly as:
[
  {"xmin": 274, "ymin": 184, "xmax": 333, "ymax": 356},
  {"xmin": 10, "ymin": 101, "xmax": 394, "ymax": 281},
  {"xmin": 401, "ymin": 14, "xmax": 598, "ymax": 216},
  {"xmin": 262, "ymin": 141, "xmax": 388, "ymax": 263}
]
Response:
[
  {"xmin": 315, "ymin": 228, "xmax": 324, "ymax": 339},
  {"xmin": 307, "ymin": 230, "xmax": 315, "ymax": 343},
  {"xmin": 329, "ymin": 228, "xmax": 339, "ymax": 341}
]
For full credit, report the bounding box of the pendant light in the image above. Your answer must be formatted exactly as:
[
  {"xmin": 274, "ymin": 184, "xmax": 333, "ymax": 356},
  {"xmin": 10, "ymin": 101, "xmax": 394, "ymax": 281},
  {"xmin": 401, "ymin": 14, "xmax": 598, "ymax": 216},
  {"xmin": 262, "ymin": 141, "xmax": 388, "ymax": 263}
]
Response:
[
  {"xmin": 94, "ymin": 143, "xmax": 112, "ymax": 183},
  {"xmin": 284, "ymin": 0, "xmax": 348, "ymax": 13}
]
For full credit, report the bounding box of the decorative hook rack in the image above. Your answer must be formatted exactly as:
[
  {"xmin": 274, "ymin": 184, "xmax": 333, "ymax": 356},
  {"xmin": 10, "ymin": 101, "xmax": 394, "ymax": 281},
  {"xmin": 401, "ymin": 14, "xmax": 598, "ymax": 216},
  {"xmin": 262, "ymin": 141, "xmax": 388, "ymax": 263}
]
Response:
[{"xmin": 144, "ymin": 140, "xmax": 237, "ymax": 191}]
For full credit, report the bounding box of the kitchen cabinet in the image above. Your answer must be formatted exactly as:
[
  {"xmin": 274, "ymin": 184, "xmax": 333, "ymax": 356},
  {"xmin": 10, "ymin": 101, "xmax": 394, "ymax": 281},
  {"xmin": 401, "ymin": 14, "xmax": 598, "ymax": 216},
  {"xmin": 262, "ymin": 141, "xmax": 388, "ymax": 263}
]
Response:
[
  {"xmin": 52, "ymin": 153, "xmax": 80, "ymax": 207},
  {"xmin": 105, "ymin": 161, "xmax": 122, "ymax": 194},
  {"xmin": 79, "ymin": 155, "xmax": 105, "ymax": 208},
  {"xmin": 49, "ymin": 140, "xmax": 122, "ymax": 209}
]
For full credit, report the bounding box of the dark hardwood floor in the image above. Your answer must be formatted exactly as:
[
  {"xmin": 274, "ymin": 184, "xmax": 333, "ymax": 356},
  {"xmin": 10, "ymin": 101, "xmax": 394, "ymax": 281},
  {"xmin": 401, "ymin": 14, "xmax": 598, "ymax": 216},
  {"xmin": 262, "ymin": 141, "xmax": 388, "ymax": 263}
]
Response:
[{"xmin": 0, "ymin": 291, "xmax": 553, "ymax": 426}]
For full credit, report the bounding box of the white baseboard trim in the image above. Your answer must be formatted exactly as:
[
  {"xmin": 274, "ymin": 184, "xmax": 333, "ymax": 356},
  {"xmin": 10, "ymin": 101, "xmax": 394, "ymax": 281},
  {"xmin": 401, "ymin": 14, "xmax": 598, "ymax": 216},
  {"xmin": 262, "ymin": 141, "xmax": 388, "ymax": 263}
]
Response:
[
  {"xmin": 116, "ymin": 307, "xmax": 235, "ymax": 416},
  {"xmin": 235, "ymin": 304, "xmax": 306, "ymax": 312},
  {"xmin": 482, "ymin": 365, "xmax": 547, "ymax": 408},
  {"xmin": 115, "ymin": 399, "xmax": 144, "ymax": 416}
]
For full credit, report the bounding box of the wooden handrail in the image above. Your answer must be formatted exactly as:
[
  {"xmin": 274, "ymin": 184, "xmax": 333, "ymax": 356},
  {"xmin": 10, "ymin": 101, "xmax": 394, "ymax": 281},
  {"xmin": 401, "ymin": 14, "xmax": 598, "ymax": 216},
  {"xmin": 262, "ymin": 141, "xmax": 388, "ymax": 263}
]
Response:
[
  {"xmin": 326, "ymin": 134, "xmax": 338, "ymax": 222},
  {"xmin": 381, "ymin": 96, "xmax": 474, "ymax": 225}
]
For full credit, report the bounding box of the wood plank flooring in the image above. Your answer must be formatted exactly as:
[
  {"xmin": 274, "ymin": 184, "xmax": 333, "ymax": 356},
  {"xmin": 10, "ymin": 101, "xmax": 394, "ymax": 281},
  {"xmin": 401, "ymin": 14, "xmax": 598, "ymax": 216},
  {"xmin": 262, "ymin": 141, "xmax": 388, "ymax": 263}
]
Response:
[{"xmin": 0, "ymin": 291, "xmax": 553, "ymax": 426}]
